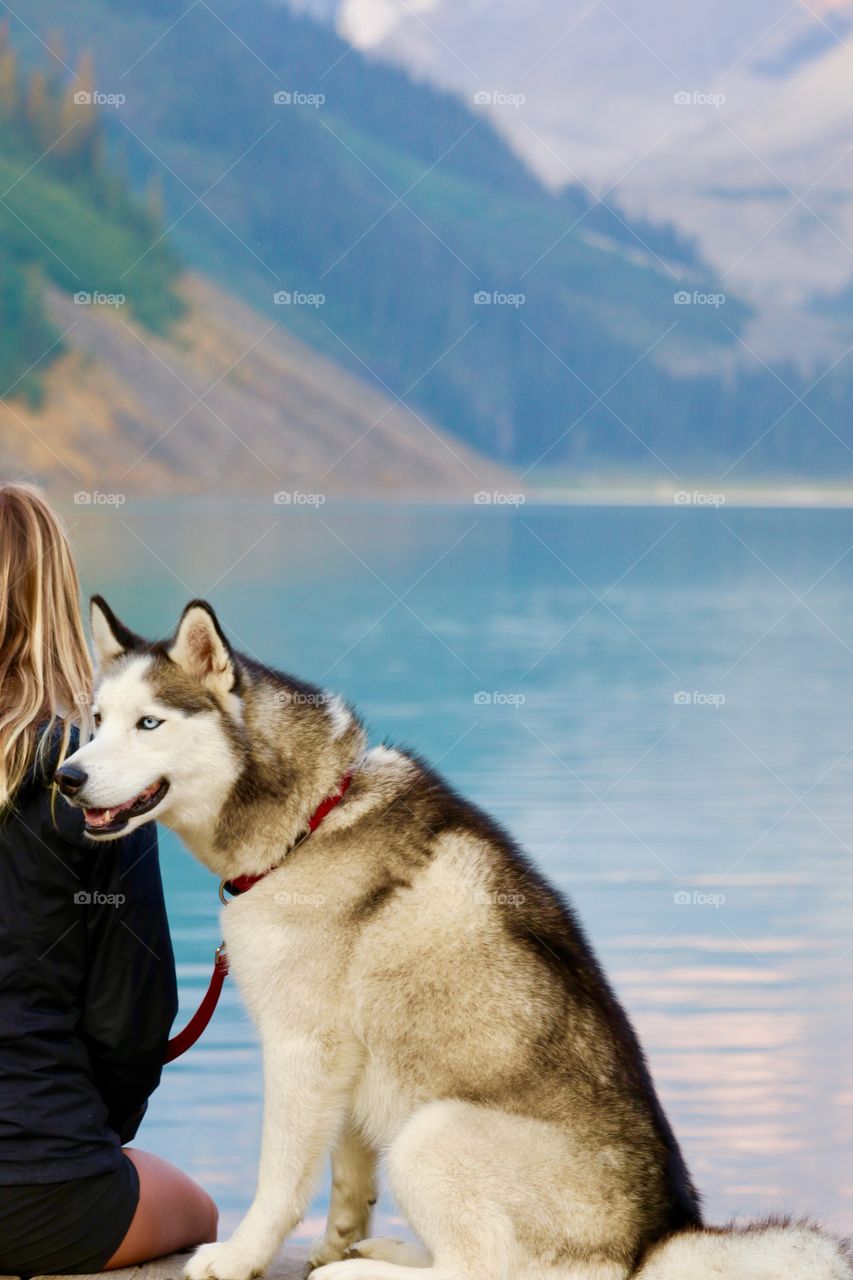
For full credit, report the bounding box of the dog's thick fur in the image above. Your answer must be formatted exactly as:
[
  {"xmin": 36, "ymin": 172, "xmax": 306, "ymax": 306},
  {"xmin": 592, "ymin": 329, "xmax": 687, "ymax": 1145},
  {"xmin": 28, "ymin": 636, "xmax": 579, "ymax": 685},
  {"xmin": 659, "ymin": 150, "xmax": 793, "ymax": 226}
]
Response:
[{"xmin": 59, "ymin": 598, "xmax": 853, "ymax": 1280}]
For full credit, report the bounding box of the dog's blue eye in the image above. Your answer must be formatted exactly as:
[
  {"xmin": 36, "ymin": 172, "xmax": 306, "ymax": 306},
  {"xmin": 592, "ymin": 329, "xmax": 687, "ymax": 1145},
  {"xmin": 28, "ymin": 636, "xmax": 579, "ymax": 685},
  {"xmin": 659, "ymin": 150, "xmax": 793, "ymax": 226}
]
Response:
[{"xmin": 137, "ymin": 716, "xmax": 163, "ymax": 731}]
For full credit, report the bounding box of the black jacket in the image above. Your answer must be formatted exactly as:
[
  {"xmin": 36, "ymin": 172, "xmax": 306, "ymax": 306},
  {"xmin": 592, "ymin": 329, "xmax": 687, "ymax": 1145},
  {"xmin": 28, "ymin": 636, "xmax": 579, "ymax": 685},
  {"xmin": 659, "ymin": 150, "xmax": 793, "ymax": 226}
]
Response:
[{"xmin": 0, "ymin": 733, "xmax": 178, "ymax": 1184}]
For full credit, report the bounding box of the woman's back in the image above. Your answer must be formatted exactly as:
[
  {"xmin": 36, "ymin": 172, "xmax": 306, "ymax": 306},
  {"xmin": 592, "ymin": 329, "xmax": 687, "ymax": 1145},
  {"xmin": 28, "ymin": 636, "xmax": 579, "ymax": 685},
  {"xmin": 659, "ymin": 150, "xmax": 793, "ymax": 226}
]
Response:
[{"xmin": 0, "ymin": 732, "xmax": 177, "ymax": 1184}]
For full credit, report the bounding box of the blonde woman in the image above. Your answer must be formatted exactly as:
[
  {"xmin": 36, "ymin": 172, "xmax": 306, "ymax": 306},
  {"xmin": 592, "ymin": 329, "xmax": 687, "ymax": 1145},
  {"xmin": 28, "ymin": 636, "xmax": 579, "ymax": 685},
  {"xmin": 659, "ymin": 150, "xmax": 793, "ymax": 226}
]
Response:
[{"xmin": 0, "ymin": 484, "xmax": 217, "ymax": 1273}]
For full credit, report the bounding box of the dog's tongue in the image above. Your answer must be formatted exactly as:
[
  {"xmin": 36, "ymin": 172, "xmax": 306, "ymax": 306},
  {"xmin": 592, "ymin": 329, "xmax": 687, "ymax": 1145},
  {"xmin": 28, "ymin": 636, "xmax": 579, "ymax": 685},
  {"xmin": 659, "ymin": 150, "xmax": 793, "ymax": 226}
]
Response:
[
  {"xmin": 84, "ymin": 807, "xmax": 120, "ymax": 828},
  {"xmin": 84, "ymin": 780, "xmax": 161, "ymax": 827}
]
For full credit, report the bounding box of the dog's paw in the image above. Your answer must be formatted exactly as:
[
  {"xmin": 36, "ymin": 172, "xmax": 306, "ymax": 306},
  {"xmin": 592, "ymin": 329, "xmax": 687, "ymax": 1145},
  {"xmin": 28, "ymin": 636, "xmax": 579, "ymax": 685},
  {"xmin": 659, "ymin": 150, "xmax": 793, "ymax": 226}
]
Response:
[
  {"xmin": 349, "ymin": 1238, "xmax": 431, "ymax": 1266},
  {"xmin": 184, "ymin": 1240, "xmax": 268, "ymax": 1280},
  {"xmin": 308, "ymin": 1234, "xmax": 349, "ymax": 1268}
]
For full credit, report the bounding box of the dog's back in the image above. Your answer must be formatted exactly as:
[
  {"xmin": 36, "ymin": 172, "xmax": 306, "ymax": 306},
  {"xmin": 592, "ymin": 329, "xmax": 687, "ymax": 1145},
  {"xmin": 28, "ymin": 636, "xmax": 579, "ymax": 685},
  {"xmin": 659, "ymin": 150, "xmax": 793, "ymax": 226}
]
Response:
[{"xmin": 230, "ymin": 740, "xmax": 703, "ymax": 1274}]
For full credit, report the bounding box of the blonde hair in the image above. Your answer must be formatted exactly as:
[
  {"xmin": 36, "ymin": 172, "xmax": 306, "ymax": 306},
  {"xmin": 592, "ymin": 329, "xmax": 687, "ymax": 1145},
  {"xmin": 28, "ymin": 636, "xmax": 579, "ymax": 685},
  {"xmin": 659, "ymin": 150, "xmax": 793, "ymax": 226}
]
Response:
[{"xmin": 0, "ymin": 483, "xmax": 93, "ymax": 808}]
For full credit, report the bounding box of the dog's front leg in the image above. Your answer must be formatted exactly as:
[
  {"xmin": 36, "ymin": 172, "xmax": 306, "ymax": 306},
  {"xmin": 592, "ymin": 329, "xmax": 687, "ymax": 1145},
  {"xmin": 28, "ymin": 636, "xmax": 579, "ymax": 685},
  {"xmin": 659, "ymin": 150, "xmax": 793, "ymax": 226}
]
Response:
[
  {"xmin": 309, "ymin": 1119, "xmax": 377, "ymax": 1268},
  {"xmin": 185, "ymin": 1031, "xmax": 352, "ymax": 1280}
]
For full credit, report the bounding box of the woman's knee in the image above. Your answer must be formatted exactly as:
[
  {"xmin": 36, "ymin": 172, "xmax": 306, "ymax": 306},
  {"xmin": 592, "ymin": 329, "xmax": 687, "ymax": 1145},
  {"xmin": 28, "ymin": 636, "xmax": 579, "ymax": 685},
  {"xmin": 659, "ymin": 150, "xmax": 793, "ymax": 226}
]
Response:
[{"xmin": 105, "ymin": 1149, "xmax": 218, "ymax": 1267}]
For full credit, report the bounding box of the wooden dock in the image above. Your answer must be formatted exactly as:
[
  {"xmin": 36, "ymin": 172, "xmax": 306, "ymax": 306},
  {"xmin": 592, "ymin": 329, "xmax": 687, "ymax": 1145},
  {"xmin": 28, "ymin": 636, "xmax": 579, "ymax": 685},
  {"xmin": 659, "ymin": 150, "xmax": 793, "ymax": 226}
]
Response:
[{"xmin": 0, "ymin": 1248, "xmax": 311, "ymax": 1280}]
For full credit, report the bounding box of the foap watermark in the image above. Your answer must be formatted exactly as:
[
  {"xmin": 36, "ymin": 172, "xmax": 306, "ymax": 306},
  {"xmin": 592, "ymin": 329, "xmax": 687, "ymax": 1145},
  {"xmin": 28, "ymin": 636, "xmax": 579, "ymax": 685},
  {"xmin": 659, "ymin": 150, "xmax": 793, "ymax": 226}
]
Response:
[
  {"xmin": 274, "ymin": 290, "xmax": 325, "ymax": 308},
  {"xmin": 273, "ymin": 90, "xmax": 325, "ymax": 108},
  {"xmin": 476, "ymin": 889, "xmax": 527, "ymax": 908},
  {"xmin": 673, "ymin": 90, "xmax": 725, "ymax": 108},
  {"xmin": 73, "ymin": 491, "xmax": 126, "ymax": 507},
  {"xmin": 673, "ymin": 490, "xmax": 726, "ymax": 506},
  {"xmin": 273, "ymin": 491, "xmax": 326, "ymax": 506},
  {"xmin": 674, "ymin": 289, "xmax": 726, "ymax": 308},
  {"xmin": 474, "ymin": 690, "xmax": 526, "ymax": 708},
  {"xmin": 74, "ymin": 890, "xmax": 126, "ymax": 907},
  {"xmin": 276, "ymin": 690, "xmax": 329, "ymax": 708},
  {"xmin": 474, "ymin": 290, "xmax": 525, "ymax": 308},
  {"xmin": 673, "ymin": 889, "xmax": 726, "ymax": 908},
  {"xmin": 74, "ymin": 290, "xmax": 126, "ymax": 308},
  {"xmin": 473, "ymin": 490, "xmax": 526, "ymax": 506},
  {"xmin": 473, "ymin": 90, "xmax": 526, "ymax": 108},
  {"xmin": 673, "ymin": 690, "xmax": 726, "ymax": 708},
  {"xmin": 274, "ymin": 890, "xmax": 326, "ymax": 908},
  {"xmin": 74, "ymin": 89, "xmax": 126, "ymax": 108}
]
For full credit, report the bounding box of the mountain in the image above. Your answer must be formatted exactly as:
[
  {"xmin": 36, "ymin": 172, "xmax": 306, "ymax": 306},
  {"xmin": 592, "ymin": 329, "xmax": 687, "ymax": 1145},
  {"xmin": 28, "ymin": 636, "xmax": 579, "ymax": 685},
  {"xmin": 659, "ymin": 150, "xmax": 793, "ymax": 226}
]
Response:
[
  {"xmin": 292, "ymin": 0, "xmax": 853, "ymax": 368},
  {"xmin": 1, "ymin": 276, "xmax": 511, "ymax": 497},
  {"xmin": 0, "ymin": 28, "xmax": 508, "ymax": 497},
  {"xmin": 9, "ymin": 0, "xmax": 853, "ymax": 482},
  {"xmin": 14, "ymin": 0, "xmax": 758, "ymax": 480}
]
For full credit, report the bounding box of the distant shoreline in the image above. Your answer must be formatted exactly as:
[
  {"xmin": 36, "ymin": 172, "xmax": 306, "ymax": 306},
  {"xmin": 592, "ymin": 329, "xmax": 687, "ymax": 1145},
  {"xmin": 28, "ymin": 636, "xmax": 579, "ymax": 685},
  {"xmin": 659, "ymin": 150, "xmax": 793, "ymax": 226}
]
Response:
[{"xmin": 523, "ymin": 483, "xmax": 853, "ymax": 508}]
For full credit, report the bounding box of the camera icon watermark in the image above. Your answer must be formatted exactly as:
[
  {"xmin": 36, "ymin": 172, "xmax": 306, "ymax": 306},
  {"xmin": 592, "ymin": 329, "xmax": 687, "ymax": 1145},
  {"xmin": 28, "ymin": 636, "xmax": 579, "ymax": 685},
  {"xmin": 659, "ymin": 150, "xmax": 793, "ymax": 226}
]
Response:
[
  {"xmin": 473, "ymin": 90, "xmax": 526, "ymax": 108},
  {"xmin": 74, "ymin": 491, "xmax": 126, "ymax": 507},
  {"xmin": 276, "ymin": 690, "xmax": 328, "ymax": 707},
  {"xmin": 74, "ymin": 89, "xmax": 126, "ymax": 108},
  {"xmin": 274, "ymin": 890, "xmax": 326, "ymax": 907},
  {"xmin": 273, "ymin": 491, "xmax": 326, "ymax": 506},
  {"xmin": 474, "ymin": 690, "xmax": 526, "ymax": 708},
  {"xmin": 74, "ymin": 290, "xmax": 126, "ymax": 308},
  {"xmin": 673, "ymin": 90, "xmax": 725, "ymax": 108},
  {"xmin": 474, "ymin": 290, "xmax": 526, "ymax": 307},
  {"xmin": 673, "ymin": 690, "xmax": 726, "ymax": 708},
  {"xmin": 273, "ymin": 290, "xmax": 325, "ymax": 308},
  {"xmin": 273, "ymin": 90, "xmax": 325, "ymax": 108},
  {"xmin": 672, "ymin": 490, "xmax": 726, "ymax": 507},
  {"xmin": 74, "ymin": 890, "xmax": 126, "ymax": 906},
  {"xmin": 475, "ymin": 889, "xmax": 527, "ymax": 907},
  {"xmin": 673, "ymin": 290, "xmax": 726, "ymax": 308},
  {"xmin": 673, "ymin": 889, "xmax": 726, "ymax": 908},
  {"xmin": 473, "ymin": 490, "xmax": 526, "ymax": 506}
]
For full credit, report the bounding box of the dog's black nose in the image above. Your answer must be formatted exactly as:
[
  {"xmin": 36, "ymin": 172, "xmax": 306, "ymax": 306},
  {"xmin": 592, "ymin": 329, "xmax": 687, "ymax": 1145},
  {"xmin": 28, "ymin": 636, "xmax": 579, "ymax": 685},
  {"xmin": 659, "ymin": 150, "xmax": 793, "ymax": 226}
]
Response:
[{"xmin": 54, "ymin": 764, "xmax": 88, "ymax": 797}]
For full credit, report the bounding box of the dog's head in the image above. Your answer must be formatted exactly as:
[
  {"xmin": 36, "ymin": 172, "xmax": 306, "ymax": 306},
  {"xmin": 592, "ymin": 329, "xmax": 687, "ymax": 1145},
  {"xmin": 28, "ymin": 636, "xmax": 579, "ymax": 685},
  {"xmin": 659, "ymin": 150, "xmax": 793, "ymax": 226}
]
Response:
[{"xmin": 56, "ymin": 596, "xmax": 243, "ymax": 841}]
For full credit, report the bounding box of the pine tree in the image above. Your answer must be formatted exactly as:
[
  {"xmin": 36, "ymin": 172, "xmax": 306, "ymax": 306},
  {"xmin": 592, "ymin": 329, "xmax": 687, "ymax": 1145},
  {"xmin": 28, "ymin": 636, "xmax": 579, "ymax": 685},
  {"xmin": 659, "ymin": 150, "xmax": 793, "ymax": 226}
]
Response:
[
  {"xmin": 25, "ymin": 69, "xmax": 52, "ymax": 146},
  {"xmin": 0, "ymin": 46, "xmax": 18, "ymax": 115},
  {"xmin": 55, "ymin": 49, "xmax": 102, "ymax": 167},
  {"xmin": 75, "ymin": 49, "xmax": 96, "ymax": 109}
]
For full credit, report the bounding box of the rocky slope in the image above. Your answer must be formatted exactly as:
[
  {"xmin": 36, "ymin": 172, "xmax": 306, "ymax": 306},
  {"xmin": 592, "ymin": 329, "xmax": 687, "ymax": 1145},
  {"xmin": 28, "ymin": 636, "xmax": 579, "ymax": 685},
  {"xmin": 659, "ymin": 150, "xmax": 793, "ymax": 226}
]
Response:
[{"xmin": 1, "ymin": 275, "xmax": 513, "ymax": 499}]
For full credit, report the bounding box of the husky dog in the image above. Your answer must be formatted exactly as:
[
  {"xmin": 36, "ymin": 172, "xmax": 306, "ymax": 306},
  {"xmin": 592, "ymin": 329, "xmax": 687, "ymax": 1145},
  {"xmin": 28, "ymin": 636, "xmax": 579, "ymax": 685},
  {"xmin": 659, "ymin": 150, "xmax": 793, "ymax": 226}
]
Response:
[{"xmin": 55, "ymin": 598, "xmax": 853, "ymax": 1280}]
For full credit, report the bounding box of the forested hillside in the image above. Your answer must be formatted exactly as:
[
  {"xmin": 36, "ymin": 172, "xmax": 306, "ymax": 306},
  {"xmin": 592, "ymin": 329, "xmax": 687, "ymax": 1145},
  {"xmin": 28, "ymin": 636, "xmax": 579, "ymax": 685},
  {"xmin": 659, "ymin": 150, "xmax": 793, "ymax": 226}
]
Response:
[
  {"xmin": 7, "ymin": 0, "xmax": 853, "ymax": 478},
  {"xmin": 0, "ymin": 20, "xmax": 182, "ymax": 401},
  {"xmin": 16, "ymin": 0, "xmax": 761, "ymax": 477}
]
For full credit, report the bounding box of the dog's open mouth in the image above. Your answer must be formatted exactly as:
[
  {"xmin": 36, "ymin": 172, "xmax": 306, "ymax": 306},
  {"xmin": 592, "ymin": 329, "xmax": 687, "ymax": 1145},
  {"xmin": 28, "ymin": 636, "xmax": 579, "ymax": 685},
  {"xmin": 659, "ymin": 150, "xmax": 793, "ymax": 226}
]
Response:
[{"xmin": 83, "ymin": 778, "xmax": 169, "ymax": 834}]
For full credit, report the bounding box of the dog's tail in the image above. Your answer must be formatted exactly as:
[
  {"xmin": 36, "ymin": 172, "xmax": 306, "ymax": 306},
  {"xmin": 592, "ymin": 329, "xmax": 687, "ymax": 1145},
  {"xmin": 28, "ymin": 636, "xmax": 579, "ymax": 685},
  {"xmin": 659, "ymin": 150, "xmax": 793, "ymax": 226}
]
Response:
[{"xmin": 633, "ymin": 1215, "xmax": 853, "ymax": 1279}]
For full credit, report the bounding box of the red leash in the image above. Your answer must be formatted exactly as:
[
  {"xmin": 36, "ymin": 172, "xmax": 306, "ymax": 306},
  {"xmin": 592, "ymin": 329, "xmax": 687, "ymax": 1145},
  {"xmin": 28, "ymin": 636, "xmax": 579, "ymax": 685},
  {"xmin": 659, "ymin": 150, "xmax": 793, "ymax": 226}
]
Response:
[
  {"xmin": 163, "ymin": 944, "xmax": 229, "ymax": 1063},
  {"xmin": 164, "ymin": 773, "xmax": 354, "ymax": 1064}
]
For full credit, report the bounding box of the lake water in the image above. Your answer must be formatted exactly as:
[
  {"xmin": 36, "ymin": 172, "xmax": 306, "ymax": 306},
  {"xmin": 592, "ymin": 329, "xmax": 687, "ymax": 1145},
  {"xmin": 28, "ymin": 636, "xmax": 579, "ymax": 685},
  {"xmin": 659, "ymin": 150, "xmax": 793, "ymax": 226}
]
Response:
[{"xmin": 69, "ymin": 501, "xmax": 853, "ymax": 1241}]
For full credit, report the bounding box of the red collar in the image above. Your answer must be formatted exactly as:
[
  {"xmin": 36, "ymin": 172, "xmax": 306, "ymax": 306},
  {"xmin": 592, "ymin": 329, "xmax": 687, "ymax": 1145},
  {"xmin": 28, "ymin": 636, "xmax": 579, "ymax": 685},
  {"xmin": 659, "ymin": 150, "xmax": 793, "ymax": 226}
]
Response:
[
  {"xmin": 164, "ymin": 770, "xmax": 355, "ymax": 1065},
  {"xmin": 220, "ymin": 770, "xmax": 354, "ymax": 899}
]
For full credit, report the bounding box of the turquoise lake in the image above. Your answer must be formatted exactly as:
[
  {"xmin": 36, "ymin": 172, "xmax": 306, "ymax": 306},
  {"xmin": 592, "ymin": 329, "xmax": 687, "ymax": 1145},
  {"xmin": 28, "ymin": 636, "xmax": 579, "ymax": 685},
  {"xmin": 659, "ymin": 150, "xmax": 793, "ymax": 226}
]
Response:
[{"xmin": 69, "ymin": 501, "xmax": 853, "ymax": 1240}]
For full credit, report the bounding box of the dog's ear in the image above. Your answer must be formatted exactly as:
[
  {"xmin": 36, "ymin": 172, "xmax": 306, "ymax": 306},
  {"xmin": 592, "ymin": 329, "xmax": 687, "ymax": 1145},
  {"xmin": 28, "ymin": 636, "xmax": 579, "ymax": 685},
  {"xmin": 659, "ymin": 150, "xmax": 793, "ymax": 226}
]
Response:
[
  {"xmin": 168, "ymin": 600, "xmax": 236, "ymax": 698},
  {"xmin": 90, "ymin": 596, "xmax": 143, "ymax": 667}
]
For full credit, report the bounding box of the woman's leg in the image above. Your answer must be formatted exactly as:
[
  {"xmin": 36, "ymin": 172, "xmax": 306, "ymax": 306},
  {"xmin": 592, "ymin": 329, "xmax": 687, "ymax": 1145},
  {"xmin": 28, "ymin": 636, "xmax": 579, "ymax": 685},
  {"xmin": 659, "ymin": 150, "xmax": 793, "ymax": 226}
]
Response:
[{"xmin": 104, "ymin": 1148, "xmax": 219, "ymax": 1268}]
